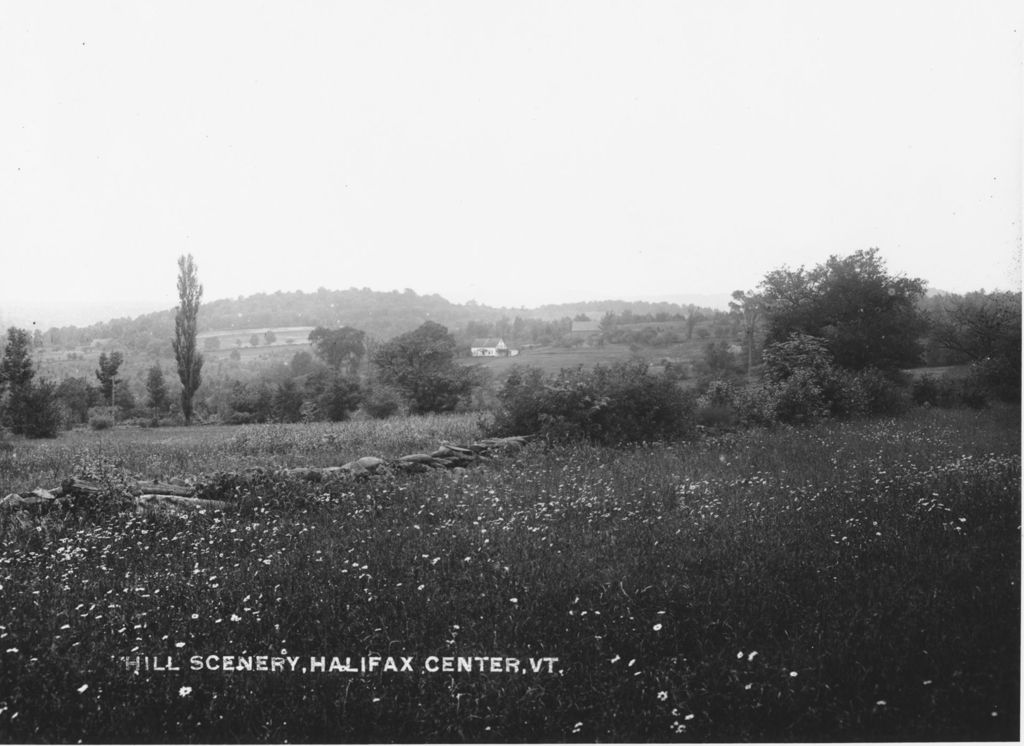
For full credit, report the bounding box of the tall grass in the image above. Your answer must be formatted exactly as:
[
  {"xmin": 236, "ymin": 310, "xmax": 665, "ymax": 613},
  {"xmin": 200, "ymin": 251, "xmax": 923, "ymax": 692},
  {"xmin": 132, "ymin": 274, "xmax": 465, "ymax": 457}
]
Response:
[
  {"xmin": 0, "ymin": 406, "xmax": 1018, "ymax": 741},
  {"xmin": 0, "ymin": 413, "xmax": 488, "ymax": 495}
]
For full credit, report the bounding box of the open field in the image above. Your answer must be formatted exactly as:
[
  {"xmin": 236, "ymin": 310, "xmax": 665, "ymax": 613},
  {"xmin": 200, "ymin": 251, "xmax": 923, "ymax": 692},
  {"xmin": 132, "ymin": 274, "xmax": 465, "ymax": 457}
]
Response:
[
  {"xmin": 462, "ymin": 342, "xmax": 704, "ymax": 377},
  {"xmin": 0, "ymin": 414, "xmax": 487, "ymax": 497},
  {"xmin": 0, "ymin": 407, "xmax": 1019, "ymax": 741}
]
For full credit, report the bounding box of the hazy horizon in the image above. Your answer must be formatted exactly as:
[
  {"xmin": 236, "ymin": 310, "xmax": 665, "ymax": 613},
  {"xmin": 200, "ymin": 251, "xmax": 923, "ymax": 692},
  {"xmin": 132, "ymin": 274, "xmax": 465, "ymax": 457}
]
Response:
[
  {"xmin": 0, "ymin": 286, "xmax": 742, "ymax": 331},
  {"xmin": 2, "ymin": 2, "xmax": 1021, "ymax": 320}
]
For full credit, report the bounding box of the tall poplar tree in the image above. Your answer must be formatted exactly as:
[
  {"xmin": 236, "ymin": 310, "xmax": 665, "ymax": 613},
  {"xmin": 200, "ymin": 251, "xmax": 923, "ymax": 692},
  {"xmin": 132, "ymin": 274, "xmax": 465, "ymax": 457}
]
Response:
[{"xmin": 172, "ymin": 254, "xmax": 203, "ymax": 425}]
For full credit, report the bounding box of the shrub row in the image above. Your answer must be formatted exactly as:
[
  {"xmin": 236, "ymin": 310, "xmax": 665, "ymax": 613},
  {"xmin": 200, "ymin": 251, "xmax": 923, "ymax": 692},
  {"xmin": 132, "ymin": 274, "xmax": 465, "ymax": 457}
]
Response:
[{"xmin": 490, "ymin": 360, "xmax": 696, "ymax": 445}]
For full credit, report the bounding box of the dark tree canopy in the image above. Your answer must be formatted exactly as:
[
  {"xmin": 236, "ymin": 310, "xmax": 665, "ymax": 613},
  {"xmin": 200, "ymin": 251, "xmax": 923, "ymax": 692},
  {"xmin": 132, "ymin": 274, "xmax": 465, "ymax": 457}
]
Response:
[
  {"xmin": 95, "ymin": 351, "xmax": 124, "ymax": 405},
  {"xmin": 309, "ymin": 326, "xmax": 366, "ymax": 376},
  {"xmin": 931, "ymin": 291, "xmax": 1021, "ymax": 364},
  {"xmin": 173, "ymin": 254, "xmax": 204, "ymax": 425},
  {"xmin": 760, "ymin": 248, "xmax": 926, "ymax": 371},
  {"xmin": 373, "ymin": 321, "xmax": 473, "ymax": 414},
  {"xmin": 0, "ymin": 327, "xmax": 34, "ymax": 394},
  {"xmin": 146, "ymin": 364, "xmax": 170, "ymax": 413},
  {"xmin": 55, "ymin": 377, "xmax": 97, "ymax": 425}
]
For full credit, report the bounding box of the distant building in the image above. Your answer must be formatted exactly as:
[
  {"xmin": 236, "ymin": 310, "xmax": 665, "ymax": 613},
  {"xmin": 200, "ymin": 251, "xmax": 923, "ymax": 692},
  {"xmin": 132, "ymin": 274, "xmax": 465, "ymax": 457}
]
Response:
[{"xmin": 470, "ymin": 337, "xmax": 518, "ymax": 357}]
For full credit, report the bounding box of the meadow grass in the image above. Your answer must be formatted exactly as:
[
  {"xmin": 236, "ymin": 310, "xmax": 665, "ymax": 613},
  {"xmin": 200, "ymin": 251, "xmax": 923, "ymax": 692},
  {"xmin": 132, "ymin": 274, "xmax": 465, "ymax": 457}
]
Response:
[
  {"xmin": 0, "ymin": 406, "xmax": 1018, "ymax": 742},
  {"xmin": 0, "ymin": 413, "xmax": 488, "ymax": 496}
]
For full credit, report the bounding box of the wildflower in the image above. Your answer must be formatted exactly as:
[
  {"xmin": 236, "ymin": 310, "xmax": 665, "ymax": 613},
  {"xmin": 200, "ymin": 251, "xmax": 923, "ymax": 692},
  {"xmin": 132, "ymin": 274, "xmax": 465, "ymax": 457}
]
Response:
[
  {"xmin": 747, "ymin": 651, "xmax": 758, "ymax": 661},
  {"xmin": 736, "ymin": 651, "xmax": 744, "ymax": 659},
  {"xmin": 77, "ymin": 684, "xmax": 88, "ymax": 694},
  {"xmin": 191, "ymin": 613, "xmax": 199, "ymax": 620},
  {"xmin": 5, "ymin": 648, "xmax": 18, "ymax": 654},
  {"xmin": 230, "ymin": 614, "xmax": 241, "ymax": 623},
  {"xmin": 179, "ymin": 686, "xmax": 192, "ymax": 697},
  {"xmin": 789, "ymin": 671, "xmax": 798, "ymax": 677},
  {"xmin": 652, "ymin": 623, "xmax": 662, "ymax": 631},
  {"xmin": 657, "ymin": 691, "xmax": 668, "ymax": 701},
  {"xmin": 510, "ymin": 597, "xmax": 518, "ymax": 603},
  {"xmin": 572, "ymin": 722, "xmax": 583, "ymax": 733},
  {"xmin": 876, "ymin": 700, "xmax": 887, "ymax": 706},
  {"xmin": 685, "ymin": 713, "xmax": 695, "ymax": 721}
]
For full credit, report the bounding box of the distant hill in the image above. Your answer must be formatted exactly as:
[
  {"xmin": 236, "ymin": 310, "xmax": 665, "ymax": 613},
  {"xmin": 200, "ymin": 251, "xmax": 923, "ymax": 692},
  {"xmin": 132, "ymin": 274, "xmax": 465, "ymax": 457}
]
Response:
[{"xmin": 26, "ymin": 287, "xmax": 722, "ymax": 357}]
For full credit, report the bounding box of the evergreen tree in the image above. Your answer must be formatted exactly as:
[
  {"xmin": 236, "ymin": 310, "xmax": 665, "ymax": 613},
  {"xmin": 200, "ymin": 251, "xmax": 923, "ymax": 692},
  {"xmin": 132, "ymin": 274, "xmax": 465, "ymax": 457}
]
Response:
[
  {"xmin": 146, "ymin": 364, "xmax": 170, "ymax": 414},
  {"xmin": 95, "ymin": 351, "xmax": 124, "ymax": 405},
  {"xmin": 172, "ymin": 254, "xmax": 204, "ymax": 425}
]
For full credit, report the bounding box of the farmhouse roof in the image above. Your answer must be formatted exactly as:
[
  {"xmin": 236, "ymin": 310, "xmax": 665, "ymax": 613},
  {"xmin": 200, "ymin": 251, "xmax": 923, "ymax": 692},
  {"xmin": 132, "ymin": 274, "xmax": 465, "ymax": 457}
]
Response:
[{"xmin": 471, "ymin": 338, "xmax": 505, "ymax": 348}]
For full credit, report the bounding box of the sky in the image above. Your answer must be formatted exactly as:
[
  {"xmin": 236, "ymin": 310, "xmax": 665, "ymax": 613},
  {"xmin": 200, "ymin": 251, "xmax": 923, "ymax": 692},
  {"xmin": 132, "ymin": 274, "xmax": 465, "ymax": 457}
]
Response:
[{"xmin": 1, "ymin": 1, "xmax": 1021, "ymax": 328}]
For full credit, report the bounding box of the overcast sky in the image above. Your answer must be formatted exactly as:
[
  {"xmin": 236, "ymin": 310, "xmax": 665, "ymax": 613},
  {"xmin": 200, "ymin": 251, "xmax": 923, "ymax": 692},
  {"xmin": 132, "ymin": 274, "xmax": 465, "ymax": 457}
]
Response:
[{"xmin": 1, "ymin": 1, "xmax": 1021, "ymax": 326}]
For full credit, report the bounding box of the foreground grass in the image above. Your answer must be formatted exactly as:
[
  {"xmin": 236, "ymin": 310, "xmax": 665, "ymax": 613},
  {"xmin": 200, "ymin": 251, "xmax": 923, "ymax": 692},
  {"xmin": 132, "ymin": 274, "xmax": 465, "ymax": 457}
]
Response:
[
  {"xmin": 0, "ymin": 413, "xmax": 488, "ymax": 496},
  {"xmin": 0, "ymin": 406, "xmax": 1019, "ymax": 742}
]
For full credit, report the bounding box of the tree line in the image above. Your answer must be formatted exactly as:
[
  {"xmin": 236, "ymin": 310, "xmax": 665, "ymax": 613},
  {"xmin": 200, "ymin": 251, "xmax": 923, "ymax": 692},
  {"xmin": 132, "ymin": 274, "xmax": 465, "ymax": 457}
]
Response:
[{"xmin": 1, "ymin": 248, "xmax": 1018, "ymax": 439}]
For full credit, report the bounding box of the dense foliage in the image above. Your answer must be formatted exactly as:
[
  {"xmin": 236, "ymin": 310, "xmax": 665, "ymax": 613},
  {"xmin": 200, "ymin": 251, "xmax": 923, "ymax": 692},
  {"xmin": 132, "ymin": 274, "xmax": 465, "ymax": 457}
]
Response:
[
  {"xmin": 373, "ymin": 321, "xmax": 475, "ymax": 414},
  {"xmin": 761, "ymin": 248, "xmax": 926, "ymax": 371},
  {"xmin": 173, "ymin": 254, "xmax": 204, "ymax": 426},
  {"xmin": 0, "ymin": 328, "xmax": 62, "ymax": 437},
  {"xmin": 492, "ymin": 360, "xmax": 696, "ymax": 444}
]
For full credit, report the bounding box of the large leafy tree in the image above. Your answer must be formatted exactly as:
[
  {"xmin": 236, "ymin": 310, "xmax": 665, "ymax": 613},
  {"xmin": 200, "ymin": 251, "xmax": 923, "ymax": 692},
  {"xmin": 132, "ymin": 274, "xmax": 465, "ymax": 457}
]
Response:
[
  {"xmin": 760, "ymin": 248, "xmax": 926, "ymax": 371},
  {"xmin": 0, "ymin": 327, "xmax": 61, "ymax": 437},
  {"xmin": 0, "ymin": 327, "xmax": 35, "ymax": 433},
  {"xmin": 373, "ymin": 321, "xmax": 473, "ymax": 414},
  {"xmin": 55, "ymin": 377, "xmax": 97, "ymax": 425},
  {"xmin": 309, "ymin": 326, "xmax": 366, "ymax": 376},
  {"xmin": 95, "ymin": 351, "xmax": 124, "ymax": 406},
  {"xmin": 729, "ymin": 290, "xmax": 764, "ymax": 376},
  {"xmin": 173, "ymin": 254, "xmax": 204, "ymax": 425},
  {"xmin": 931, "ymin": 290, "xmax": 1021, "ymax": 400},
  {"xmin": 0, "ymin": 327, "xmax": 34, "ymax": 395},
  {"xmin": 146, "ymin": 364, "xmax": 170, "ymax": 414}
]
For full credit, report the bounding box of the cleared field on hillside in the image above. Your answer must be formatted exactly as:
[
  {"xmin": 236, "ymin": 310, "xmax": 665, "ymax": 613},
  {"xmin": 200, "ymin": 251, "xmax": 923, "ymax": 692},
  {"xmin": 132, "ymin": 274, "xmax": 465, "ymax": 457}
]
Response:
[
  {"xmin": 0, "ymin": 407, "xmax": 1018, "ymax": 741},
  {"xmin": 462, "ymin": 342, "xmax": 706, "ymax": 377}
]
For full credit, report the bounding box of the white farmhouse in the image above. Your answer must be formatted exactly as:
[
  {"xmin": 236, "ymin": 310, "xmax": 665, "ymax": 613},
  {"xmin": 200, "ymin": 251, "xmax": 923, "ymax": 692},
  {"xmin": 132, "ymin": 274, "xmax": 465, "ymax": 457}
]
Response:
[{"xmin": 470, "ymin": 337, "xmax": 518, "ymax": 357}]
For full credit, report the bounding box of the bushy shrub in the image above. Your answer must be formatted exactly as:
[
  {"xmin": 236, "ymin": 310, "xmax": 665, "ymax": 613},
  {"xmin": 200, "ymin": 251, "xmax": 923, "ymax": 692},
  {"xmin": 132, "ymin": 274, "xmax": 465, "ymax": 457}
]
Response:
[
  {"xmin": 19, "ymin": 380, "xmax": 64, "ymax": 438},
  {"xmin": 695, "ymin": 380, "xmax": 740, "ymax": 428},
  {"xmin": 757, "ymin": 334, "xmax": 912, "ymax": 423},
  {"xmin": 853, "ymin": 368, "xmax": 910, "ymax": 415},
  {"xmin": 491, "ymin": 361, "xmax": 696, "ymax": 444},
  {"xmin": 733, "ymin": 384, "xmax": 778, "ymax": 427},
  {"xmin": 89, "ymin": 416, "xmax": 113, "ymax": 431},
  {"xmin": 361, "ymin": 385, "xmax": 402, "ymax": 419},
  {"xmin": 912, "ymin": 373, "xmax": 988, "ymax": 410},
  {"xmin": 968, "ymin": 358, "xmax": 1019, "ymax": 403},
  {"xmin": 769, "ymin": 367, "xmax": 831, "ymax": 424}
]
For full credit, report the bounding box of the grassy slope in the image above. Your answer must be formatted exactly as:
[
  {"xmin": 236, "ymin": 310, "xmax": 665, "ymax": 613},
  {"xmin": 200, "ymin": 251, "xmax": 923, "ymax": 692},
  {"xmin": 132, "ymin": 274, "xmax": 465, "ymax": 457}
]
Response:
[
  {"xmin": 0, "ymin": 407, "xmax": 1019, "ymax": 742},
  {"xmin": 462, "ymin": 340, "xmax": 707, "ymax": 378}
]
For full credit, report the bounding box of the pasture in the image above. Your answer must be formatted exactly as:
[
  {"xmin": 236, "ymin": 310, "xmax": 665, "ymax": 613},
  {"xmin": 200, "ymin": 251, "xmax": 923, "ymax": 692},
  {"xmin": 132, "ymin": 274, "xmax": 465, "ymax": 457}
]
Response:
[
  {"xmin": 0, "ymin": 407, "xmax": 1019, "ymax": 742},
  {"xmin": 463, "ymin": 342, "xmax": 702, "ymax": 377}
]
